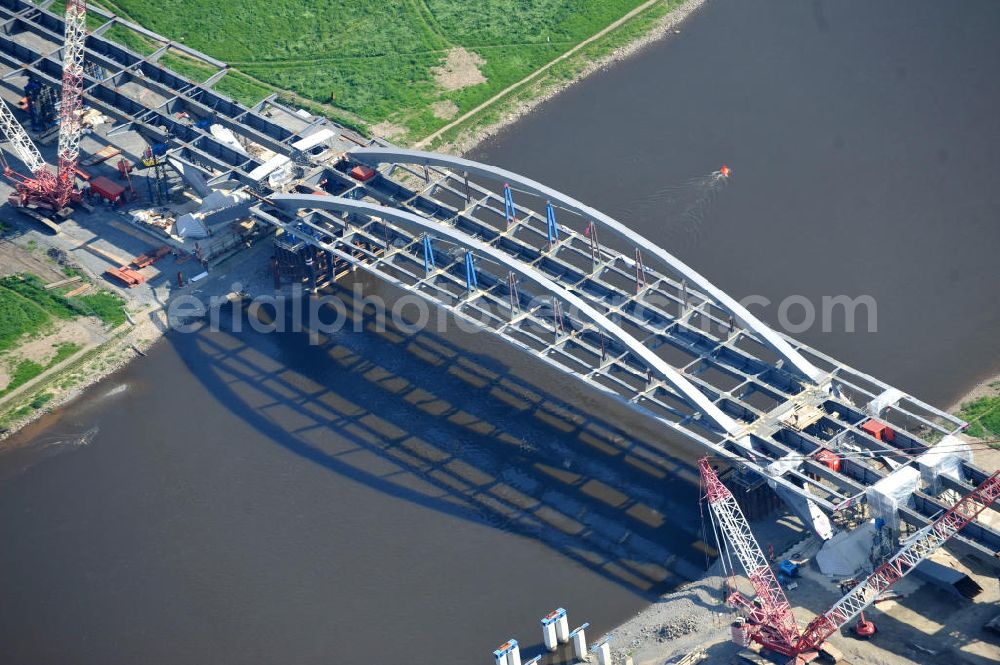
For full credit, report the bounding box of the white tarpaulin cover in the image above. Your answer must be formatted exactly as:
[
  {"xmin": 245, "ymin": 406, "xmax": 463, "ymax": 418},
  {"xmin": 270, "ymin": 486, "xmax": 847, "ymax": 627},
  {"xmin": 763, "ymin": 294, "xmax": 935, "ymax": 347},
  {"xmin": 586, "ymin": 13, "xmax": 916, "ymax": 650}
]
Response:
[
  {"xmin": 867, "ymin": 388, "xmax": 904, "ymax": 416},
  {"xmin": 865, "ymin": 465, "xmax": 920, "ymax": 530},
  {"xmin": 209, "ymin": 124, "xmax": 249, "ymax": 156},
  {"xmin": 174, "ymin": 213, "xmax": 208, "ymax": 239},
  {"xmin": 247, "ymin": 154, "xmax": 291, "ymax": 181},
  {"xmin": 199, "ymin": 189, "xmax": 249, "ymax": 214},
  {"xmin": 816, "ymin": 520, "xmax": 877, "ymax": 576},
  {"xmin": 917, "ymin": 435, "xmax": 971, "ymax": 494},
  {"xmin": 291, "ymin": 128, "xmax": 334, "ymax": 151}
]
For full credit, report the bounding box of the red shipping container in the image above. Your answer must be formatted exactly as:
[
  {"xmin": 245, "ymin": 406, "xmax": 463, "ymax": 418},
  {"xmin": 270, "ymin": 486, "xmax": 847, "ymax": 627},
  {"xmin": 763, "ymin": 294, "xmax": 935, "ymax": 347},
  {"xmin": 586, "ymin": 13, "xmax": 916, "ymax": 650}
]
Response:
[
  {"xmin": 90, "ymin": 175, "xmax": 125, "ymax": 202},
  {"xmin": 816, "ymin": 449, "xmax": 841, "ymax": 472},
  {"xmin": 349, "ymin": 165, "xmax": 377, "ymax": 182},
  {"xmin": 861, "ymin": 418, "xmax": 894, "ymax": 442}
]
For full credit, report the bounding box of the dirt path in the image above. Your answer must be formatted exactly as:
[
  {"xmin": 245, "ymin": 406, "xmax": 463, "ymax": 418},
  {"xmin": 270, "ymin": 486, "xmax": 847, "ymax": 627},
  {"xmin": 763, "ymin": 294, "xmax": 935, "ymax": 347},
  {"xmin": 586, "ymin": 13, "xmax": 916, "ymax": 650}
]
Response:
[
  {"xmin": 0, "ymin": 338, "xmax": 100, "ymax": 410},
  {"xmin": 12, "ymin": 318, "xmax": 105, "ymax": 366},
  {"xmin": 0, "ymin": 240, "xmax": 64, "ymax": 282}
]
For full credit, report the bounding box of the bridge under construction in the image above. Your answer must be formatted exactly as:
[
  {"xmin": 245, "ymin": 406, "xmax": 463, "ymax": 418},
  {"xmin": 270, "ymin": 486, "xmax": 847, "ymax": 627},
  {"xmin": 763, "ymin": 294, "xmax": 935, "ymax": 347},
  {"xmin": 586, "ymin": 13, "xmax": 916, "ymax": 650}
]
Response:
[
  {"xmin": 2, "ymin": 0, "xmax": 998, "ymax": 569},
  {"xmin": 250, "ymin": 147, "xmax": 1000, "ymax": 562}
]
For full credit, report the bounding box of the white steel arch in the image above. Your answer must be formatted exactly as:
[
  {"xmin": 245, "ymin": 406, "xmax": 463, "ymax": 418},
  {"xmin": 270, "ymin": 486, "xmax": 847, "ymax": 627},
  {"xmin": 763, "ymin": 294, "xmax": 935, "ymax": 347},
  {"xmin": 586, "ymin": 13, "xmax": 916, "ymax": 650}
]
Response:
[
  {"xmin": 0, "ymin": 97, "xmax": 47, "ymax": 174},
  {"xmin": 270, "ymin": 193, "xmax": 742, "ymax": 436},
  {"xmin": 349, "ymin": 146, "xmax": 826, "ymax": 384}
]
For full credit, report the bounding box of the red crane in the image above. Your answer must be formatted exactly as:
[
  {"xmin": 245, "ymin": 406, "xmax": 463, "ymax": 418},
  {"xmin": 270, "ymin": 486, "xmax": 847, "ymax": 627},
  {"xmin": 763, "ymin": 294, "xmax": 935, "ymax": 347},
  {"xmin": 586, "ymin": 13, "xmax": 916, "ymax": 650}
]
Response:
[
  {"xmin": 53, "ymin": 0, "xmax": 87, "ymax": 209},
  {"xmin": 700, "ymin": 458, "xmax": 801, "ymax": 652},
  {"xmin": 0, "ymin": 0, "xmax": 86, "ymax": 211},
  {"xmin": 795, "ymin": 468, "xmax": 1000, "ymax": 653},
  {"xmin": 699, "ymin": 457, "xmax": 1000, "ymax": 658}
]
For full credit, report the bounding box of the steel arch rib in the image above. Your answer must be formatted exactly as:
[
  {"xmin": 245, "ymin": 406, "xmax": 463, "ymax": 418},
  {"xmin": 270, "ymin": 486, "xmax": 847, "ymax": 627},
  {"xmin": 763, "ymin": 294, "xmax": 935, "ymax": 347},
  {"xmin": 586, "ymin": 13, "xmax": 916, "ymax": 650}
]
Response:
[
  {"xmin": 270, "ymin": 193, "xmax": 742, "ymax": 436},
  {"xmin": 349, "ymin": 146, "xmax": 825, "ymax": 384}
]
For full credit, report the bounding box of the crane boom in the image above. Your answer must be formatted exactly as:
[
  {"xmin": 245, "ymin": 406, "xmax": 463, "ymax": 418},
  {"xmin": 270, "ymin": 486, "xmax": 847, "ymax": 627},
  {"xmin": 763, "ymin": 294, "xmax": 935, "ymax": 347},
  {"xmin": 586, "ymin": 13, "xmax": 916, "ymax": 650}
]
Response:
[
  {"xmin": 796, "ymin": 470, "xmax": 1000, "ymax": 652},
  {"xmin": 0, "ymin": 97, "xmax": 48, "ymax": 175},
  {"xmin": 699, "ymin": 459, "xmax": 801, "ymax": 652},
  {"xmin": 54, "ymin": 0, "xmax": 87, "ymax": 208}
]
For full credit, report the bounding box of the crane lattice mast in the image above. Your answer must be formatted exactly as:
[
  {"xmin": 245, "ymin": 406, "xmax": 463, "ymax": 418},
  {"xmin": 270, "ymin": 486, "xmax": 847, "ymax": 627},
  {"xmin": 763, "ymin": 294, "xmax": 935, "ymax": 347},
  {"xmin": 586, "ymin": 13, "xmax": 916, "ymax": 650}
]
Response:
[
  {"xmin": 53, "ymin": 0, "xmax": 87, "ymax": 208},
  {"xmin": 0, "ymin": 99, "xmax": 48, "ymax": 176},
  {"xmin": 795, "ymin": 469, "xmax": 1000, "ymax": 653},
  {"xmin": 702, "ymin": 456, "xmax": 1000, "ymax": 657},
  {"xmin": 699, "ymin": 458, "xmax": 801, "ymax": 653},
  {"xmin": 0, "ymin": 0, "xmax": 86, "ymax": 209},
  {"xmin": 0, "ymin": 93, "xmax": 59, "ymax": 200}
]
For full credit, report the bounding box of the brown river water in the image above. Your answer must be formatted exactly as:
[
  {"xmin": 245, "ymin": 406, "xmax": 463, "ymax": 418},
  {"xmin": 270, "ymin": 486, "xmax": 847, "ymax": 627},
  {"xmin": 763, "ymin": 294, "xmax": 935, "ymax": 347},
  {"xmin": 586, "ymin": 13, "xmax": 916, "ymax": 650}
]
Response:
[{"xmin": 1, "ymin": 1, "xmax": 998, "ymax": 663}]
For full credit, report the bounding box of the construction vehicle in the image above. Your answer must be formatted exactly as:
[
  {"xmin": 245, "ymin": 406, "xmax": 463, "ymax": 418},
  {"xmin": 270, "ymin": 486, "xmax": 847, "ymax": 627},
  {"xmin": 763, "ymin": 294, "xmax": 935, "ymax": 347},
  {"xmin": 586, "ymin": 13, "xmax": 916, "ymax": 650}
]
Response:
[
  {"xmin": 141, "ymin": 143, "xmax": 169, "ymax": 168},
  {"xmin": 699, "ymin": 458, "xmax": 1000, "ymax": 660},
  {"xmin": 0, "ymin": 1, "xmax": 87, "ymax": 213}
]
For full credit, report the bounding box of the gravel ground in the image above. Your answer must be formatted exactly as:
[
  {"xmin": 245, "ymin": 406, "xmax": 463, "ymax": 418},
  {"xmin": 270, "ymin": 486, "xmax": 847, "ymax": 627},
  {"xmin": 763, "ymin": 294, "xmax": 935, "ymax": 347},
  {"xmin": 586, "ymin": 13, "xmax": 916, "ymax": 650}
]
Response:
[{"xmin": 606, "ymin": 568, "xmax": 734, "ymax": 664}]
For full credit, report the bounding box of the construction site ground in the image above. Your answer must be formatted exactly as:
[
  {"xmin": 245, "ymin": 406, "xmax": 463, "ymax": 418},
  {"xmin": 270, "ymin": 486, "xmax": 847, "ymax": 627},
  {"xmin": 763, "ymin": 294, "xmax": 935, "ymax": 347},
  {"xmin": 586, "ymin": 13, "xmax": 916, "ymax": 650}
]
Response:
[
  {"xmin": 0, "ymin": 53, "xmax": 256, "ymax": 282},
  {"xmin": 607, "ymin": 491, "xmax": 1000, "ymax": 665},
  {"xmin": 0, "ymin": 203, "xmax": 277, "ymax": 436},
  {"xmin": 0, "ymin": 31, "xmax": 317, "ymax": 436}
]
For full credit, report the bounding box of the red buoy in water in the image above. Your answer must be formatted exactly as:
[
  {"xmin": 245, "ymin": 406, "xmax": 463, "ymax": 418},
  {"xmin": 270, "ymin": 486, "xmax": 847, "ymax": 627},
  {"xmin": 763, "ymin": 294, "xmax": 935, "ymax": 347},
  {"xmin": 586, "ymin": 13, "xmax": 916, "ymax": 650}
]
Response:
[{"xmin": 720, "ymin": 164, "xmax": 731, "ymax": 177}]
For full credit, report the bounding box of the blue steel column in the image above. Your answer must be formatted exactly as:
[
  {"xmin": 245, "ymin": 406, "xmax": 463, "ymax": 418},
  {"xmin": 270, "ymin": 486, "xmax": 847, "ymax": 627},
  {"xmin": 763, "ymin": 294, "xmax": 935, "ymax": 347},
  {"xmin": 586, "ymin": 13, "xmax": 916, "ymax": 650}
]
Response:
[
  {"xmin": 465, "ymin": 251, "xmax": 478, "ymax": 290},
  {"xmin": 545, "ymin": 201, "xmax": 559, "ymax": 248},
  {"xmin": 503, "ymin": 184, "xmax": 516, "ymax": 227},
  {"xmin": 422, "ymin": 235, "xmax": 435, "ymax": 275}
]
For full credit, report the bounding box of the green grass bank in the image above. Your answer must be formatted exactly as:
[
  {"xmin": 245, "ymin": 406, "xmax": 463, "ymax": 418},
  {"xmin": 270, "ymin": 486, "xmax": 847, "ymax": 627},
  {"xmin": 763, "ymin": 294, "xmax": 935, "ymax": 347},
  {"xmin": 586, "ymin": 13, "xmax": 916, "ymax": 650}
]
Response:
[{"xmin": 88, "ymin": 0, "xmax": 691, "ymax": 144}]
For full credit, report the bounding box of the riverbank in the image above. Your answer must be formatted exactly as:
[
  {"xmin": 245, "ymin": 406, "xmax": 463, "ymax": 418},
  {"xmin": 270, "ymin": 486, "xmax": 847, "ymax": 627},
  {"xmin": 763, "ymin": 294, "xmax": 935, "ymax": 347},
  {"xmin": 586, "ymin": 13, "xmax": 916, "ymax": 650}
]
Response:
[
  {"xmin": 952, "ymin": 373, "xmax": 1000, "ymax": 474},
  {"xmin": 432, "ymin": 0, "xmax": 708, "ymax": 155},
  {"xmin": 0, "ymin": 237, "xmax": 276, "ymax": 445},
  {"xmin": 0, "ymin": 308, "xmax": 165, "ymax": 443},
  {"xmin": 950, "ymin": 372, "xmax": 1000, "ymax": 417}
]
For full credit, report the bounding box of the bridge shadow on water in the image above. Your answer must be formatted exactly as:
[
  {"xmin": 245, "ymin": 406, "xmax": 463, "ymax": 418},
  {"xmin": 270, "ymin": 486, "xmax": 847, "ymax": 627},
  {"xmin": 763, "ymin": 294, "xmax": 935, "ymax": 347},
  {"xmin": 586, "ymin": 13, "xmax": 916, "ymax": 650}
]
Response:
[{"xmin": 169, "ymin": 281, "xmax": 719, "ymax": 602}]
